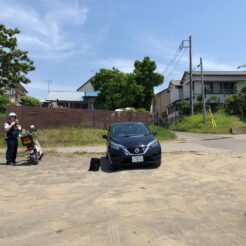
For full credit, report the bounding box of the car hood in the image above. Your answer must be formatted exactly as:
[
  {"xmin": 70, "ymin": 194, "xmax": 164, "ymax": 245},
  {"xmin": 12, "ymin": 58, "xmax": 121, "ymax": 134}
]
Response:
[{"xmin": 111, "ymin": 134, "xmax": 155, "ymax": 148}]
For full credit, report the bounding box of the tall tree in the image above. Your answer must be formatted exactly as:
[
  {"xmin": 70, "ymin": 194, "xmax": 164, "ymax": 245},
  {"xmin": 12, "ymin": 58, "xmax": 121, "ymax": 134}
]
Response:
[
  {"xmin": 91, "ymin": 57, "xmax": 164, "ymax": 110},
  {"xmin": 91, "ymin": 68, "xmax": 144, "ymax": 110},
  {"xmin": 133, "ymin": 57, "xmax": 164, "ymax": 110},
  {"xmin": 0, "ymin": 24, "xmax": 35, "ymax": 94}
]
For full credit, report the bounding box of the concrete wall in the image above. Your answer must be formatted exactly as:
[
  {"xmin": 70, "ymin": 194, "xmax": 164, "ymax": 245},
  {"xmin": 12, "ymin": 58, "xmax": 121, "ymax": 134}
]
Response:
[
  {"xmin": 170, "ymin": 85, "xmax": 182, "ymax": 103},
  {"xmin": 152, "ymin": 89, "xmax": 170, "ymax": 122},
  {"xmin": 183, "ymin": 82, "xmax": 190, "ymax": 99}
]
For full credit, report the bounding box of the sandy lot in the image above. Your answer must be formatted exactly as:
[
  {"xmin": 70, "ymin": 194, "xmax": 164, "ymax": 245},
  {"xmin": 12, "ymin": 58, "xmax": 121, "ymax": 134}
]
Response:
[{"xmin": 0, "ymin": 134, "xmax": 246, "ymax": 246}]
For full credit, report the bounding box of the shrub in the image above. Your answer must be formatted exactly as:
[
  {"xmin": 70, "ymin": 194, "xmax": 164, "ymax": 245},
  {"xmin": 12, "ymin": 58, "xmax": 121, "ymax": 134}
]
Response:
[
  {"xmin": 0, "ymin": 95, "xmax": 11, "ymax": 113},
  {"xmin": 224, "ymin": 86, "xmax": 246, "ymax": 117},
  {"xmin": 179, "ymin": 100, "xmax": 190, "ymax": 116},
  {"xmin": 135, "ymin": 108, "xmax": 147, "ymax": 112},
  {"xmin": 20, "ymin": 96, "xmax": 42, "ymax": 107}
]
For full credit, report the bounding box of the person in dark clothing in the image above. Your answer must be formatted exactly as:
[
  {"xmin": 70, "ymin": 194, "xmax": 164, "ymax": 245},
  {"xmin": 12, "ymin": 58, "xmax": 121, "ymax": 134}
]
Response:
[{"xmin": 4, "ymin": 112, "xmax": 22, "ymax": 165}]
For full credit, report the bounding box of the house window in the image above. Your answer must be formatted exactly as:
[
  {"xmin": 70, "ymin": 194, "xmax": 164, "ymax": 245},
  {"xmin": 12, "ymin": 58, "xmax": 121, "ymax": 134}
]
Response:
[
  {"xmin": 205, "ymin": 82, "xmax": 213, "ymax": 94},
  {"xmin": 221, "ymin": 82, "xmax": 236, "ymax": 94}
]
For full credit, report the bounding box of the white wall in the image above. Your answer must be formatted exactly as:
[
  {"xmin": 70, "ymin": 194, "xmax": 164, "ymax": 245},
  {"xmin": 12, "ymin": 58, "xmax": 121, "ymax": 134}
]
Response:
[
  {"xmin": 170, "ymin": 86, "xmax": 181, "ymax": 103},
  {"xmin": 183, "ymin": 82, "xmax": 190, "ymax": 99},
  {"xmin": 78, "ymin": 82, "xmax": 94, "ymax": 92}
]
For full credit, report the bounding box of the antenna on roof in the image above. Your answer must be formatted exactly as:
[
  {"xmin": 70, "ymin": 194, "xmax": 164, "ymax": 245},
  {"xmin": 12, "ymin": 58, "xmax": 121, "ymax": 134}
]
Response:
[{"xmin": 48, "ymin": 80, "xmax": 52, "ymax": 93}]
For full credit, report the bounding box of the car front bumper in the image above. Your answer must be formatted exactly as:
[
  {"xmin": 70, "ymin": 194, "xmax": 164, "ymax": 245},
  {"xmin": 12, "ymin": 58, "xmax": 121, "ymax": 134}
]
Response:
[{"xmin": 108, "ymin": 147, "xmax": 161, "ymax": 168}]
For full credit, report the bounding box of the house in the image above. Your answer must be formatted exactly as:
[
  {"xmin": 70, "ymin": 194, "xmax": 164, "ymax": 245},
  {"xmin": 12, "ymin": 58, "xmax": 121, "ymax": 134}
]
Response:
[
  {"xmin": 76, "ymin": 78, "xmax": 98, "ymax": 109},
  {"xmin": 76, "ymin": 78, "xmax": 95, "ymax": 93},
  {"xmin": 46, "ymin": 78, "xmax": 98, "ymax": 109},
  {"xmin": 5, "ymin": 83, "xmax": 28, "ymax": 103},
  {"xmin": 152, "ymin": 88, "xmax": 169, "ymax": 124},
  {"xmin": 47, "ymin": 91, "xmax": 86, "ymax": 109},
  {"xmin": 152, "ymin": 80, "xmax": 182, "ymax": 124},
  {"xmin": 181, "ymin": 71, "xmax": 246, "ymax": 103},
  {"xmin": 152, "ymin": 71, "xmax": 246, "ymax": 124}
]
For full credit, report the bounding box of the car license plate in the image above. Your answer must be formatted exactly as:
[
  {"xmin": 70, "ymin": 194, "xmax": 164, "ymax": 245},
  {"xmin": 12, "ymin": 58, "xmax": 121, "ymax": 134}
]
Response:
[{"xmin": 132, "ymin": 156, "xmax": 144, "ymax": 163}]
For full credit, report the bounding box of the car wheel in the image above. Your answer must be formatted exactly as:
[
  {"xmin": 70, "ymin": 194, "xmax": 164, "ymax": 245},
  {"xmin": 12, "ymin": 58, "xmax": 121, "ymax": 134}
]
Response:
[{"xmin": 109, "ymin": 163, "xmax": 117, "ymax": 171}]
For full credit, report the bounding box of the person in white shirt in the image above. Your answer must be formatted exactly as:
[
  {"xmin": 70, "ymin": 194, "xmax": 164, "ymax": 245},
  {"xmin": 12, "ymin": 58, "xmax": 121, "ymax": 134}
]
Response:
[{"xmin": 4, "ymin": 112, "xmax": 22, "ymax": 165}]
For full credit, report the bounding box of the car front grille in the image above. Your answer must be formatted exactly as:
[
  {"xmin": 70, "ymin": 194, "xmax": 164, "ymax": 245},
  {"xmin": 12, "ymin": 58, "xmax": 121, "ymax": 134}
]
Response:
[{"xmin": 127, "ymin": 146, "xmax": 146, "ymax": 154}]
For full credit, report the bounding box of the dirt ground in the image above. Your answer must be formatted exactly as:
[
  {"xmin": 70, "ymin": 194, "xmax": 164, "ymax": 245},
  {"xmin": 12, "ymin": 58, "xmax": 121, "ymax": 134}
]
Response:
[{"xmin": 0, "ymin": 135, "xmax": 246, "ymax": 245}]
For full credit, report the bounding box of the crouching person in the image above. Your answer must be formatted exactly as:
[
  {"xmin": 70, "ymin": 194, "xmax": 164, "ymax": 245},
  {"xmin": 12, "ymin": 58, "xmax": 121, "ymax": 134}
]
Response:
[{"xmin": 4, "ymin": 112, "xmax": 22, "ymax": 165}]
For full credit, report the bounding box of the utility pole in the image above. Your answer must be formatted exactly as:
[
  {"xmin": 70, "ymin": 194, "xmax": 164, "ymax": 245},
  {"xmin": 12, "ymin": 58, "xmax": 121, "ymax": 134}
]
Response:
[
  {"xmin": 189, "ymin": 36, "xmax": 193, "ymax": 115},
  {"xmin": 179, "ymin": 35, "xmax": 193, "ymax": 115},
  {"xmin": 199, "ymin": 57, "xmax": 206, "ymax": 125}
]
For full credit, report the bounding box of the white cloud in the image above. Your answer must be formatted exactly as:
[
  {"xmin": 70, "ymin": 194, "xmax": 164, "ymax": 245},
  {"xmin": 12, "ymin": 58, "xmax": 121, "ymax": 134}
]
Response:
[
  {"xmin": 197, "ymin": 57, "xmax": 236, "ymax": 71},
  {"xmin": 0, "ymin": 0, "xmax": 89, "ymax": 59}
]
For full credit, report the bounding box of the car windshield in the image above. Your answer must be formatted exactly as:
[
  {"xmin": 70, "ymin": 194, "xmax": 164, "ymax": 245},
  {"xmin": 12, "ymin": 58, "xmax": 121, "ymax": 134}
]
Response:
[{"xmin": 111, "ymin": 122, "xmax": 151, "ymax": 138}]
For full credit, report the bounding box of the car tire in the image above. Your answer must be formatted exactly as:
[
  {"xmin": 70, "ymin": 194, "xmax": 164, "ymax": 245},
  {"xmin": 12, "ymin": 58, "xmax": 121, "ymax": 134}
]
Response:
[{"xmin": 109, "ymin": 163, "xmax": 117, "ymax": 171}]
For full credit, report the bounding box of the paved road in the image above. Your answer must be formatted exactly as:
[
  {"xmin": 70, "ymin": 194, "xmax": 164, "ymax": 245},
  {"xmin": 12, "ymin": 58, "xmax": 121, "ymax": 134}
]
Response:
[
  {"xmin": 174, "ymin": 132, "xmax": 246, "ymax": 154},
  {"xmin": 39, "ymin": 132, "xmax": 246, "ymax": 157}
]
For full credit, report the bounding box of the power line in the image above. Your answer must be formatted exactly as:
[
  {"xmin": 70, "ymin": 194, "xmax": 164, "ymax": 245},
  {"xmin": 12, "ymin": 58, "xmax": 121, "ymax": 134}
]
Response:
[
  {"xmin": 162, "ymin": 48, "xmax": 181, "ymax": 75},
  {"xmin": 166, "ymin": 47, "xmax": 187, "ymax": 79}
]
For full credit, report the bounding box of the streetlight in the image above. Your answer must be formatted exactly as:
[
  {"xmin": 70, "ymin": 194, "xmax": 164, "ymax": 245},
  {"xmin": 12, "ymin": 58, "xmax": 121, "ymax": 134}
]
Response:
[{"xmin": 197, "ymin": 57, "xmax": 206, "ymax": 125}]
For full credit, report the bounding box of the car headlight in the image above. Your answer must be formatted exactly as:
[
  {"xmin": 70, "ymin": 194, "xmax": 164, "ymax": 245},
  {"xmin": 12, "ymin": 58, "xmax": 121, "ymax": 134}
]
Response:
[
  {"xmin": 148, "ymin": 140, "xmax": 159, "ymax": 149},
  {"xmin": 111, "ymin": 142, "xmax": 124, "ymax": 150},
  {"xmin": 111, "ymin": 142, "xmax": 129, "ymax": 155}
]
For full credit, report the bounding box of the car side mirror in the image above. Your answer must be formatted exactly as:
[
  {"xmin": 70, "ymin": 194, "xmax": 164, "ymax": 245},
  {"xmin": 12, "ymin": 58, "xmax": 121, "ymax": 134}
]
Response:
[
  {"xmin": 152, "ymin": 132, "xmax": 157, "ymax": 136},
  {"xmin": 102, "ymin": 134, "xmax": 108, "ymax": 139}
]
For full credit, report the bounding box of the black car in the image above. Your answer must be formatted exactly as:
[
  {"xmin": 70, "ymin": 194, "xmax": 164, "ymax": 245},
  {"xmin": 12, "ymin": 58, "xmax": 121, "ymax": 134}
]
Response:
[{"xmin": 102, "ymin": 122, "xmax": 161, "ymax": 170}]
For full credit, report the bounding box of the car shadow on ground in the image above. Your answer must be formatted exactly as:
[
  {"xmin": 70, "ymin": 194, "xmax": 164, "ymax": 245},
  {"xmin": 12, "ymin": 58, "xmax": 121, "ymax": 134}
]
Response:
[{"xmin": 99, "ymin": 156, "xmax": 159, "ymax": 173}]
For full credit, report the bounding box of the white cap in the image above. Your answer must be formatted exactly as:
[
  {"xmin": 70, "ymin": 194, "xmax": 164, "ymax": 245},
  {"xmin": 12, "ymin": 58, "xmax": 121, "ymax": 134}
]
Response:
[{"xmin": 8, "ymin": 112, "xmax": 17, "ymax": 118}]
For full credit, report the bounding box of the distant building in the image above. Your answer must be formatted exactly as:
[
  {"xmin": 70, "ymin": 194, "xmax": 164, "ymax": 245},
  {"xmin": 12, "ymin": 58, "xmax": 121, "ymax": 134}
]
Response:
[
  {"xmin": 76, "ymin": 78, "xmax": 98, "ymax": 109},
  {"xmin": 152, "ymin": 80, "xmax": 181, "ymax": 124},
  {"xmin": 181, "ymin": 71, "xmax": 246, "ymax": 103},
  {"xmin": 76, "ymin": 78, "xmax": 95, "ymax": 93},
  {"xmin": 152, "ymin": 70, "xmax": 246, "ymax": 124},
  {"xmin": 46, "ymin": 78, "xmax": 98, "ymax": 109},
  {"xmin": 5, "ymin": 83, "xmax": 28, "ymax": 103},
  {"xmin": 47, "ymin": 91, "xmax": 87, "ymax": 109}
]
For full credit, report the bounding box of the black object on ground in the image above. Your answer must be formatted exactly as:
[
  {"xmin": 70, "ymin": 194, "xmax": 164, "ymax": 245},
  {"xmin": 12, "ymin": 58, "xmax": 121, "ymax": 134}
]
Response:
[{"xmin": 88, "ymin": 158, "xmax": 100, "ymax": 171}]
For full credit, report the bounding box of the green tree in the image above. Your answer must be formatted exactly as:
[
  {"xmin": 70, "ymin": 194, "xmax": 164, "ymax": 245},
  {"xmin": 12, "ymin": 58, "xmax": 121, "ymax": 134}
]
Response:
[
  {"xmin": 179, "ymin": 100, "xmax": 190, "ymax": 116},
  {"xmin": 224, "ymin": 86, "xmax": 246, "ymax": 117},
  {"xmin": 133, "ymin": 57, "xmax": 164, "ymax": 110},
  {"xmin": 91, "ymin": 68, "xmax": 144, "ymax": 110},
  {"xmin": 0, "ymin": 24, "xmax": 35, "ymax": 94},
  {"xmin": 20, "ymin": 96, "xmax": 42, "ymax": 107},
  {"xmin": 91, "ymin": 57, "xmax": 163, "ymax": 110},
  {"xmin": 0, "ymin": 95, "xmax": 10, "ymax": 113}
]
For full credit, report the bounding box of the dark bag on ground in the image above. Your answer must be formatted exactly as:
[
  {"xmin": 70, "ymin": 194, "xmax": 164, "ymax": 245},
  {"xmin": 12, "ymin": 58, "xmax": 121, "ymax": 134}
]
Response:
[{"xmin": 88, "ymin": 158, "xmax": 100, "ymax": 171}]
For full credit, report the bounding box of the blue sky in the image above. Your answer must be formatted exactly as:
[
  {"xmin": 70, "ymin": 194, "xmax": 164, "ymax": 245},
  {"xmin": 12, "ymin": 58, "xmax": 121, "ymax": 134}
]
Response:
[{"xmin": 1, "ymin": 0, "xmax": 246, "ymax": 99}]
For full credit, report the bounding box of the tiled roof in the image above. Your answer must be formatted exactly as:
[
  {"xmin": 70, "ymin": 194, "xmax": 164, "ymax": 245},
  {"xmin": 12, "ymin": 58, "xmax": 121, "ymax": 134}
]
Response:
[
  {"xmin": 191, "ymin": 71, "xmax": 246, "ymax": 76},
  {"xmin": 47, "ymin": 91, "xmax": 85, "ymax": 101},
  {"xmin": 170, "ymin": 80, "xmax": 181, "ymax": 86},
  {"xmin": 181, "ymin": 70, "xmax": 246, "ymax": 84}
]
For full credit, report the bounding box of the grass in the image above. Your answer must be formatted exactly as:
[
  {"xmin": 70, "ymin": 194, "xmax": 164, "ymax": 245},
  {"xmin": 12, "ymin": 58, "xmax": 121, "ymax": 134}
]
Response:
[
  {"xmin": 33, "ymin": 127, "xmax": 107, "ymax": 147},
  {"xmin": 0, "ymin": 125, "xmax": 176, "ymax": 148},
  {"xmin": 170, "ymin": 111, "xmax": 246, "ymax": 134},
  {"xmin": 0, "ymin": 113, "xmax": 6, "ymax": 120},
  {"xmin": 149, "ymin": 124, "xmax": 176, "ymax": 141}
]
